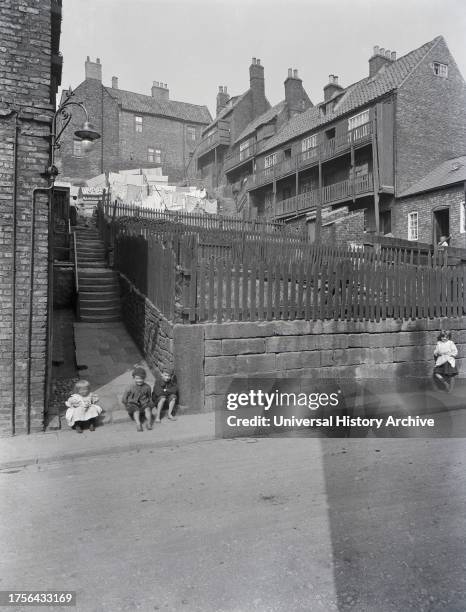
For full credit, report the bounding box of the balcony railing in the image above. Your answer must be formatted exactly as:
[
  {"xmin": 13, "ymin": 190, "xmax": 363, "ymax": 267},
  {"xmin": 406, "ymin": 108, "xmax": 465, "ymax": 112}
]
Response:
[
  {"xmin": 272, "ymin": 173, "xmax": 374, "ymax": 219},
  {"xmin": 250, "ymin": 122, "xmax": 373, "ymax": 189},
  {"xmin": 197, "ymin": 129, "xmax": 230, "ymax": 157},
  {"xmin": 224, "ymin": 143, "xmax": 256, "ymax": 173}
]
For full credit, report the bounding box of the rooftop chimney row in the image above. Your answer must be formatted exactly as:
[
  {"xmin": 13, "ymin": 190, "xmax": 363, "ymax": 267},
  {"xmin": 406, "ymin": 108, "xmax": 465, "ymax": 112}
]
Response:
[
  {"xmin": 85, "ymin": 56, "xmax": 102, "ymax": 81},
  {"xmin": 151, "ymin": 80, "xmax": 169, "ymax": 101},
  {"xmin": 369, "ymin": 45, "xmax": 397, "ymax": 76}
]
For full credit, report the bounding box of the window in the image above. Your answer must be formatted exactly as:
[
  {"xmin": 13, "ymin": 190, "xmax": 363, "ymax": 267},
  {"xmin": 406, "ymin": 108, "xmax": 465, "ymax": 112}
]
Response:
[
  {"xmin": 187, "ymin": 126, "xmax": 196, "ymax": 141},
  {"xmin": 264, "ymin": 191, "xmax": 274, "ymax": 213},
  {"xmin": 302, "ymin": 135, "xmax": 317, "ymax": 152},
  {"xmin": 284, "ymin": 148, "xmax": 291, "ymax": 159},
  {"xmin": 433, "ymin": 62, "xmax": 448, "ymax": 77},
  {"xmin": 348, "ymin": 110, "xmax": 370, "ymax": 131},
  {"xmin": 239, "ymin": 140, "xmax": 250, "ymax": 161},
  {"xmin": 73, "ymin": 139, "xmax": 82, "ymax": 157},
  {"xmin": 148, "ymin": 147, "xmax": 161, "ymax": 163},
  {"xmin": 408, "ymin": 212, "xmax": 418, "ymax": 241},
  {"xmin": 264, "ymin": 153, "xmax": 277, "ymax": 177},
  {"xmin": 135, "ymin": 116, "xmax": 143, "ymax": 133},
  {"xmin": 461, "ymin": 201, "xmax": 466, "ymax": 234},
  {"xmin": 264, "ymin": 153, "xmax": 277, "ymax": 168}
]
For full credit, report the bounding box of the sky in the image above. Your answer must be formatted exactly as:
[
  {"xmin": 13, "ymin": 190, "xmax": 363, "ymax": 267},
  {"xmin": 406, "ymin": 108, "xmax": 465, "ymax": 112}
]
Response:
[{"xmin": 60, "ymin": 0, "xmax": 466, "ymax": 119}]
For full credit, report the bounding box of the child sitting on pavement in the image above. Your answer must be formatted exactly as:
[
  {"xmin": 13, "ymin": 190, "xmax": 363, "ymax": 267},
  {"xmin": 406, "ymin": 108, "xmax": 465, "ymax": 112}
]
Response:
[
  {"xmin": 122, "ymin": 366, "xmax": 154, "ymax": 431},
  {"xmin": 433, "ymin": 330, "xmax": 458, "ymax": 392},
  {"xmin": 65, "ymin": 380, "xmax": 102, "ymax": 433},
  {"xmin": 151, "ymin": 367, "xmax": 178, "ymax": 423}
]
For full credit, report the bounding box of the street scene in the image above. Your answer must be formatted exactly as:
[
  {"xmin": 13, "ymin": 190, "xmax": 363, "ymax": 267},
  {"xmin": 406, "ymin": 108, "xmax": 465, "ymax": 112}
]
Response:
[{"xmin": 1, "ymin": 0, "xmax": 466, "ymax": 610}]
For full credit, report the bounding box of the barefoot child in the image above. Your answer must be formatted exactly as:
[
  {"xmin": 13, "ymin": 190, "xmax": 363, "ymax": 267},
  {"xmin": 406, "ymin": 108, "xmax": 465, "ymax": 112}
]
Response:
[
  {"xmin": 122, "ymin": 367, "xmax": 153, "ymax": 431},
  {"xmin": 65, "ymin": 380, "xmax": 102, "ymax": 433},
  {"xmin": 152, "ymin": 367, "xmax": 178, "ymax": 423},
  {"xmin": 433, "ymin": 330, "xmax": 458, "ymax": 391}
]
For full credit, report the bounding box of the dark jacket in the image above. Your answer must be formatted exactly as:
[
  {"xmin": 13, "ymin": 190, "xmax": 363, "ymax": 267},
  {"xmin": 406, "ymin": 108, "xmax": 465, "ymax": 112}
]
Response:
[
  {"xmin": 122, "ymin": 382, "xmax": 153, "ymax": 407},
  {"xmin": 152, "ymin": 372, "xmax": 178, "ymax": 399}
]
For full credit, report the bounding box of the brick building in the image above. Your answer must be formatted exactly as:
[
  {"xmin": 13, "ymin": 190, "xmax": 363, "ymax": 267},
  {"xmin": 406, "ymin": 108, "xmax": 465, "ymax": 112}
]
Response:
[
  {"xmin": 394, "ymin": 156, "xmax": 466, "ymax": 247},
  {"xmin": 231, "ymin": 36, "xmax": 466, "ymax": 244},
  {"xmin": 58, "ymin": 58, "xmax": 212, "ymax": 185},
  {"xmin": 0, "ymin": 0, "xmax": 62, "ymax": 435},
  {"xmin": 195, "ymin": 59, "xmax": 312, "ymax": 212}
]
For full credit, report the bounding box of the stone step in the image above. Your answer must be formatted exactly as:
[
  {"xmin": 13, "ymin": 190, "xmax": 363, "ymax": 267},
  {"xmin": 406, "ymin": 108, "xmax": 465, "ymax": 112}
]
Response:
[
  {"xmin": 76, "ymin": 248, "xmax": 106, "ymax": 254},
  {"xmin": 79, "ymin": 305, "xmax": 121, "ymax": 316},
  {"xmin": 80, "ymin": 314, "xmax": 122, "ymax": 323},
  {"xmin": 77, "ymin": 261, "xmax": 107, "ymax": 268},
  {"xmin": 79, "ymin": 291, "xmax": 120, "ymax": 301},
  {"xmin": 78, "ymin": 271, "xmax": 117, "ymax": 279},
  {"xmin": 80, "ymin": 299, "xmax": 121, "ymax": 310}
]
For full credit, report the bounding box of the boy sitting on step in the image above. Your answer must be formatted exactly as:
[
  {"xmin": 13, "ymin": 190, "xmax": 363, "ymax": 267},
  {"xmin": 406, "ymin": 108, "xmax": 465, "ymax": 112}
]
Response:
[
  {"xmin": 122, "ymin": 367, "xmax": 154, "ymax": 431},
  {"xmin": 151, "ymin": 367, "xmax": 178, "ymax": 423}
]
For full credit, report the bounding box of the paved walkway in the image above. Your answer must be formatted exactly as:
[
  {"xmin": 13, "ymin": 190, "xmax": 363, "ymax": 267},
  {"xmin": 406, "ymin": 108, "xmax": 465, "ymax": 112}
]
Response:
[{"xmin": 73, "ymin": 321, "xmax": 154, "ymax": 425}]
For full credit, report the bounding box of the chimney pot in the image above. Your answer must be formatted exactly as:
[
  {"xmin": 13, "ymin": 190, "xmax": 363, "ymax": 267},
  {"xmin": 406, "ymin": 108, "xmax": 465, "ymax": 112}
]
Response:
[
  {"xmin": 96, "ymin": 57, "xmax": 100, "ymax": 63},
  {"xmin": 379, "ymin": 48, "xmax": 385, "ymax": 56},
  {"xmin": 224, "ymin": 86, "xmax": 227, "ymax": 93},
  {"xmin": 252, "ymin": 57, "xmax": 256, "ymax": 64},
  {"xmin": 373, "ymin": 45, "xmax": 379, "ymax": 56},
  {"xmin": 391, "ymin": 51, "xmax": 397, "ymax": 61},
  {"xmin": 334, "ymin": 75, "xmax": 338, "ymax": 85},
  {"xmin": 111, "ymin": 76, "xmax": 118, "ymax": 89},
  {"xmin": 257, "ymin": 58, "xmax": 261, "ymax": 65},
  {"xmin": 87, "ymin": 55, "xmax": 90, "ymax": 61},
  {"xmin": 385, "ymin": 49, "xmax": 391, "ymax": 58},
  {"xmin": 219, "ymin": 86, "xmax": 223, "ymax": 93},
  {"xmin": 288, "ymin": 68, "xmax": 293, "ymax": 77},
  {"xmin": 293, "ymin": 69, "xmax": 298, "ymax": 78}
]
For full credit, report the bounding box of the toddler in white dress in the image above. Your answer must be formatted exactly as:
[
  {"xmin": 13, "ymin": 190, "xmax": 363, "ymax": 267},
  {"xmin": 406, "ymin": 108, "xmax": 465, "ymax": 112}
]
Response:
[{"xmin": 65, "ymin": 380, "xmax": 103, "ymax": 433}]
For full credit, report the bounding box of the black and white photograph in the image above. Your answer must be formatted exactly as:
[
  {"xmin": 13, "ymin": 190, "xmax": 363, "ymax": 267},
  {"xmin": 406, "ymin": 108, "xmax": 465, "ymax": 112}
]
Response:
[{"xmin": 1, "ymin": 0, "xmax": 466, "ymax": 610}]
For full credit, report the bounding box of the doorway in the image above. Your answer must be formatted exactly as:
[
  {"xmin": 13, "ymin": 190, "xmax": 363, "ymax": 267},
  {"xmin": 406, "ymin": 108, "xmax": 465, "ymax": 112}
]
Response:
[{"xmin": 433, "ymin": 208, "xmax": 449, "ymax": 244}]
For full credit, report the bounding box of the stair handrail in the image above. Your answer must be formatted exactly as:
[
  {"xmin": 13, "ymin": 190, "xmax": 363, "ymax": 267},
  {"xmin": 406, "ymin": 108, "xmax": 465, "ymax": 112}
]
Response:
[{"xmin": 73, "ymin": 230, "xmax": 79, "ymax": 294}]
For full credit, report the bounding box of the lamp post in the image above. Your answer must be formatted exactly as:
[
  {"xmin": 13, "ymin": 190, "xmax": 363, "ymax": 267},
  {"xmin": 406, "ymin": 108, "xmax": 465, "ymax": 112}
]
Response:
[{"xmin": 41, "ymin": 87, "xmax": 100, "ymax": 429}]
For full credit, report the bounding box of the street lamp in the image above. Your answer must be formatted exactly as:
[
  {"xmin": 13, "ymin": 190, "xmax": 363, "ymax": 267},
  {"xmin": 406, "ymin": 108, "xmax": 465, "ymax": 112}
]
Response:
[{"xmin": 45, "ymin": 86, "xmax": 100, "ymax": 180}]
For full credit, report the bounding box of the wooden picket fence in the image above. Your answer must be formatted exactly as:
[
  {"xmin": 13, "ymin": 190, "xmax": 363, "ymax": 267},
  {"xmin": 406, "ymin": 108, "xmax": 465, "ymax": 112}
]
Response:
[
  {"xmin": 101, "ymin": 204, "xmax": 466, "ymax": 323},
  {"xmin": 181, "ymin": 256, "xmax": 466, "ymax": 323}
]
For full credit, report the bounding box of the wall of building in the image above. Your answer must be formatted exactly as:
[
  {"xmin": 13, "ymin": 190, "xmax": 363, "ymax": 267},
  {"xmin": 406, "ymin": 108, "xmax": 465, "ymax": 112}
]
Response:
[
  {"xmin": 58, "ymin": 81, "xmax": 205, "ymax": 184},
  {"xmin": 396, "ymin": 37, "xmax": 466, "ymax": 195},
  {"xmin": 0, "ymin": 0, "xmax": 56, "ymax": 435},
  {"xmin": 174, "ymin": 317, "xmax": 466, "ymax": 414},
  {"xmin": 58, "ymin": 79, "xmax": 121, "ymax": 182},
  {"xmin": 321, "ymin": 210, "xmax": 366, "ymax": 245},
  {"xmin": 393, "ymin": 185, "xmax": 466, "ymax": 247}
]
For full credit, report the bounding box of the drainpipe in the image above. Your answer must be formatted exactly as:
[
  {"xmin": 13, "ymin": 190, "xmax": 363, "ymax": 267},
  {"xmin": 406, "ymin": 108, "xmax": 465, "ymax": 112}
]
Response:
[
  {"xmin": 11, "ymin": 112, "xmax": 20, "ymax": 435},
  {"xmin": 27, "ymin": 185, "xmax": 54, "ymax": 434}
]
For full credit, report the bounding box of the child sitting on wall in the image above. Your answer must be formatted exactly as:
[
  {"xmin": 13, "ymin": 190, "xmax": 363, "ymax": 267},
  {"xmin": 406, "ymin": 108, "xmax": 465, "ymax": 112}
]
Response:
[
  {"xmin": 122, "ymin": 366, "xmax": 154, "ymax": 431},
  {"xmin": 152, "ymin": 367, "xmax": 178, "ymax": 423}
]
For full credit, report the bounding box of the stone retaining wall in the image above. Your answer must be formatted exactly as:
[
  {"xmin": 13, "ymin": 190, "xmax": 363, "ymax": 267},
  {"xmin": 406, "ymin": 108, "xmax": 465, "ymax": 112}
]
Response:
[
  {"xmin": 173, "ymin": 317, "xmax": 466, "ymax": 413},
  {"xmin": 119, "ymin": 275, "xmax": 174, "ymax": 376}
]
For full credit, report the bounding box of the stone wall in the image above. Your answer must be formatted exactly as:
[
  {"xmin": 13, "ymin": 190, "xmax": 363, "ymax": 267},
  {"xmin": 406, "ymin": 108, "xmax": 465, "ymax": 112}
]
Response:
[
  {"xmin": 173, "ymin": 317, "xmax": 466, "ymax": 414},
  {"xmin": 119, "ymin": 274, "xmax": 174, "ymax": 376}
]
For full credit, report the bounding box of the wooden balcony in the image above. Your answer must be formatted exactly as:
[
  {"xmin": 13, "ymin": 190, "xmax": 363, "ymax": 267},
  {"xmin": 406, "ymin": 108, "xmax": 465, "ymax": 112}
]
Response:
[
  {"xmin": 224, "ymin": 143, "xmax": 256, "ymax": 173},
  {"xmin": 197, "ymin": 128, "xmax": 230, "ymax": 158},
  {"xmin": 249, "ymin": 122, "xmax": 374, "ymax": 189},
  {"xmin": 272, "ymin": 173, "xmax": 374, "ymax": 219}
]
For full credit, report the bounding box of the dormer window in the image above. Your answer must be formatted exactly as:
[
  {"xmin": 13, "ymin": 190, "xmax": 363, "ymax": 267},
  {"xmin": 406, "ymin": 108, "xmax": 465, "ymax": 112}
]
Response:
[{"xmin": 432, "ymin": 62, "xmax": 448, "ymax": 77}]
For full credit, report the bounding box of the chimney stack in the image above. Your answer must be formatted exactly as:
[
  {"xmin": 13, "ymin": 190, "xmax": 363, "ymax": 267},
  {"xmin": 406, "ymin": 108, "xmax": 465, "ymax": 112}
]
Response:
[
  {"xmin": 249, "ymin": 57, "xmax": 267, "ymax": 117},
  {"xmin": 285, "ymin": 67, "xmax": 312, "ymax": 118},
  {"xmin": 369, "ymin": 45, "xmax": 397, "ymax": 77},
  {"xmin": 323, "ymin": 74, "xmax": 343, "ymax": 102},
  {"xmin": 216, "ymin": 85, "xmax": 230, "ymax": 115},
  {"xmin": 85, "ymin": 56, "xmax": 102, "ymax": 82},
  {"xmin": 151, "ymin": 81, "xmax": 169, "ymax": 101},
  {"xmin": 111, "ymin": 76, "xmax": 118, "ymax": 89}
]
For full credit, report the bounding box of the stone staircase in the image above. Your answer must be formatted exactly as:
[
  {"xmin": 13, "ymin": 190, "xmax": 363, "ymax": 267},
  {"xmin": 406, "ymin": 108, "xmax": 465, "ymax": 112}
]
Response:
[{"xmin": 73, "ymin": 226, "xmax": 121, "ymax": 323}]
